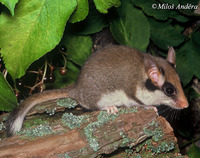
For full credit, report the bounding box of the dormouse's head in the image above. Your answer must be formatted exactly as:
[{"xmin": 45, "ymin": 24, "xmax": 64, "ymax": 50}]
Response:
[{"xmin": 143, "ymin": 47, "xmax": 188, "ymax": 109}]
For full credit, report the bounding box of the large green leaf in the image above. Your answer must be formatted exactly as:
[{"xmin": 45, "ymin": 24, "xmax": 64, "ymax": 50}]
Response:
[
  {"xmin": 187, "ymin": 143, "xmax": 200, "ymax": 158},
  {"xmin": 62, "ymin": 33, "xmax": 93, "ymax": 66},
  {"xmin": 0, "ymin": 0, "xmax": 18, "ymax": 16},
  {"xmin": 148, "ymin": 18, "xmax": 186, "ymax": 50},
  {"xmin": 46, "ymin": 62, "xmax": 80, "ymax": 89},
  {"xmin": 132, "ymin": 0, "xmax": 190, "ymax": 22},
  {"xmin": 0, "ymin": 73, "xmax": 17, "ymax": 111},
  {"xmin": 93, "ymin": 0, "xmax": 121, "ymax": 14},
  {"xmin": 177, "ymin": 0, "xmax": 200, "ymax": 15},
  {"xmin": 0, "ymin": 0, "xmax": 77, "ymax": 79},
  {"xmin": 176, "ymin": 32, "xmax": 200, "ymax": 86},
  {"xmin": 54, "ymin": 33, "xmax": 93, "ymax": 87},
  {"xmin": 69, "ymin": 0, "xmax": 89, "ymax": 23},
  {"xmin": 110, "ymin": 0, "xmax": 150, "ymax": 51},
  {"xmin": 65, "ymin": 61, "xmax": 81, "ymax": 85},
  {"xmin": 68, "ymin": 2, "xmax": 109, "ymax": 35}
]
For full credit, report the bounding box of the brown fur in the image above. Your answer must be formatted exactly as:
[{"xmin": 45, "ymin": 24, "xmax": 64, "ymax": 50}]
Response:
[{"xmin": 6, "ymin": 45, "xmax": 188, "ymax": 136}]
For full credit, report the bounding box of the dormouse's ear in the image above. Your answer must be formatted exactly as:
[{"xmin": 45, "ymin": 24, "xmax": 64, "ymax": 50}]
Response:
[
  {"xmin": 144, "ymin": 54, "xmax": 165, "ymax": 88},
  {"xmin": 167, "ymin": 47, "xmax": 176, "ymax": 67}
]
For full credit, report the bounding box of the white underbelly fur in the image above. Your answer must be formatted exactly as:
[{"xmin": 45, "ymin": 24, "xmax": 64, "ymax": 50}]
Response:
[{"xmin": 97, "ymin": 90, "xmax": 139, "ymax": 110}]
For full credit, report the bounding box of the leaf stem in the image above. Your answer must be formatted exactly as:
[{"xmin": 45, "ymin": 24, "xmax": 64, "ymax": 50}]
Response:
[
  {"xmin": 60, "ymin": 50, "xmax": 67, "ymax": 67},
  {"xmin": 3, "ymin": 69, "xmax": 7, "ymax": 79}
]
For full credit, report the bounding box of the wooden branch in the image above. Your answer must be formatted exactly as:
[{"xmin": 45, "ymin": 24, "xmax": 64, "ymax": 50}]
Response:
[{"xmin": 0, "ymin": 102, "xmax": 188, "ymax": 157}]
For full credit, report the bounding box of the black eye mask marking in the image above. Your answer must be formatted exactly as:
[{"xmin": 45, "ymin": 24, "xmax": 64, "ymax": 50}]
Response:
[
  {"xmin": 145, "ymin": 78, "xmax": 177, "ymax": 99},
  {"xmin": 162, "ymin": 82, "xmax": 176, "ymax": 97},
  {"xmin": 145, "ymin": 79, "xmax": 159, "ymax": 91}
]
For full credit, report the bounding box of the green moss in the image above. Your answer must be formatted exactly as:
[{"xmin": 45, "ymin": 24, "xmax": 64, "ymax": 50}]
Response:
[
  {"xmin": 140, "ymin": 120, "xmax": 176, "ymax": 155},
  {"xmin": 143, "ymin": 121, "xmax": 164, "ymax": 142},
  {"xmin": 148, "ymin": 120, "xmax": 156, "ymax": 126},
  {"xmin": 79, "ymin": 147, "xmax": 86, "ymax": 152},
  {"xmin": 146, "ymin": 140, "xmax": 175, "ymax": 154},
  {"xmin": 120, "ymin": 131, "xmax": 135, "ymax": 148},
  {"xmin": 119, "ymin": 107, "xmax": 138, "ymax": 113},
  {"xmin": 113, "ymin": 143, "xmax": 118, "ymax": 150},
  {"xmin": 23, "ymin": 118, "xmax": 49, "ymax": 129},
  {"xmin": 125, "ymin": 149, "xmax": 134, "ymax": 154},
  {"xmin": 45, "ymin": 107, "xmax": 57, "ymax": 116},
  {"xmin": 134, "ymin": 154, "xmax": 142, "ymax": 158},
  {"xmin": 64, "ymin": 153, "xmax": 71, "ymax": 158},
  {"xmin": 97, "ymin": 107, "xmax": 138, "ymax": 123},
  {"xmin": 84, "ymin": 121, "xmax": 100, "ymax": 151},
  {"xmin": 0, "ymin": 122, "xmax": 4, "ymax": 131},
  {"xmin": 62, "ymin": 113, "xmax": 89, "ymax": 129},
  {"xmin": 84, "ymin": 108, "xmax": 138, "ymax": 152},
  {"xmin": 16, "ymin": 124, "xmax": 53, "ymax": 137},
  {"xmin": 57, "ymin": 98, "xmax": 77, "ymax": 109},
  {"xmin": 35, "ymin": 118, "xmax": 49, "ymax": 125},
  {"xmin": 35, "ymin": 105, "xmax": 46, "ymax": 110},
  {"xmin": 97, "ymin": 111, "xmax": 119, "ymax": 122},
  {"xmin": 84, "ymin": 111, "xmax": 117, "ymax": 151}
]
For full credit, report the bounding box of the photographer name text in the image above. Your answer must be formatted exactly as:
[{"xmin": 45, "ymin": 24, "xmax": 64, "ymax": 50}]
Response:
[{"xmin": 152, "ymin": 3, "xmax": 198, "ymax": 10}]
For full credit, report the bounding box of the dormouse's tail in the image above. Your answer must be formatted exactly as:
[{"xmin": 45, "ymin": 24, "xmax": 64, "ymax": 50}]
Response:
[{"xmin": 6, "ymin": 88, "xmax": 70, "ymax": 137}]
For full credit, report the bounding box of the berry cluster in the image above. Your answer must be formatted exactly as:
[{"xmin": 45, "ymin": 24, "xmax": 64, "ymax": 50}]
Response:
[{"xmin": 0, "ymin": 46, "xmax": 68, "ymax": 101}]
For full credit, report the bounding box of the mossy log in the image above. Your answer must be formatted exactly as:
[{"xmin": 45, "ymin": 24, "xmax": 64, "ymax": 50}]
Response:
[{"xmin": 0, "ymin": 99, "xmax": 188, "ymax": 158}]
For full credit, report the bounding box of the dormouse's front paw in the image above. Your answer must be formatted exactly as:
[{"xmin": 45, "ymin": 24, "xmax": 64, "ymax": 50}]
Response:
[
  {"xmin": 144, "ymin": 106, "xmax": 158, "ymax": 115},
  {"xmin": 106, "ymin": 106, "xmax": 118, "ymax": 114}
]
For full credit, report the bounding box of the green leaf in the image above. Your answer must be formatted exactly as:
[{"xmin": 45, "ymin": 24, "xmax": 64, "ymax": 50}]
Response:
[
  {"xmin": 192, "ymin": 31, "xmax": 200, "ymax": 52},
  {"xmin": 0, "ymin": 73, "xmax": 17, "ymax": 111},
  {"xmin": 176, "ymin": 32, "xmax": 200, "ymax": 86},
  {"xmin": 162, "ymin": 0, "xmax": 179, "ymax": 5},
  {"xmin": 132, "ymin": 0, "xmax": 190, "ymax": 22},
  {"xmin": 177, "ymin": 0, "xmax": 200, "ymax": 15},
  {"xmin": 132, "ymin": 0, "xmax": 171, "ymax": 20},
  {"xmin": 93, "ymin": 0, "xmax": 121, "ymax": 14},
  {"xmin": 191, "ymin": 32, "xmax": 200, "ymax": 79},
  {"xmin": 0, "ymin": 0, "xmax": 77, "ymax": 79},
  {"xmin": 54, "ymin": 33, "xmax": 92, "ymax": 86},
  {"xmin": 187, "ymin": 143, "xmax": 200, "ymax": 158},
  {"xmin": 46, "ymin": 63, "xmax": 80, "ymax": 89},
  {"xmin": 62, "ymin": 33, "xmax": 93, "ymax": 66},
  {"xmin": 69, "ymin": 0, "xmax": 89, "ymax": 23},
  {"xmin": 68, "ymin": 2, "xmax": 109, "ymax": 35},
  {"xmin": 0, "ymin": 0, "xmax": 18, "ymax": 16},
  {"xmin": 184, "ymin": 86, "xmax": 200, "ymax": 102},
  {"xmin": 110, "ymin": 0, "xmax": 150, "ymax": 51},
  {"xmin": 148, "ymin": 18, "xmax": 186, "ymax": 50},
  {"xmin": 65, "ymin": 61, "xmax": 81, "ymax": 85}
]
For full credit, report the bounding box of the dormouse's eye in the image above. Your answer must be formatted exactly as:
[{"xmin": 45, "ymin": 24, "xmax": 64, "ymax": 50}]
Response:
[
  {"xmin": 165, "ymin": 87, "xmax": 174, "ymax": 95},
  {"xmin": 162, "ymin": 82, "xmax": 176, "ymax": 97}
]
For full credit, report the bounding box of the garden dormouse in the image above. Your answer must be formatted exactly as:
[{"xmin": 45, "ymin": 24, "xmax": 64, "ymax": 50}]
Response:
[{"xmin": 6, "ymin": 45, "xmax": 188, "ymax": 136}]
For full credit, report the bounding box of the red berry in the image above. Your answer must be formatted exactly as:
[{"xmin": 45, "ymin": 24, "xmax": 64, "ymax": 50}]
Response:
[
  {"xmin": 61, "ymin": 46, "xmax": 67, "ymax": 52},
  {"xmin": 59, "ymin": 67, "xmax": 67, "ymax": 75},
  {"xmin": 16, "ymin": 79, "xmax": 24, "ymax": 90},
  {"xmin": 48, "ymin": 75, "xmax": 55, "ymax": 83},
  {"xmin": 43, "ymin": 76, "xmax": 48, "ymax": 83}
]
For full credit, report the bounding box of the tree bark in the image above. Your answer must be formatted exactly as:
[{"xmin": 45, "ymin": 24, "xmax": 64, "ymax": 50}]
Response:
[{"xmin": 0, "ymin": 102, "xmax": 188, "ymax": 158}]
